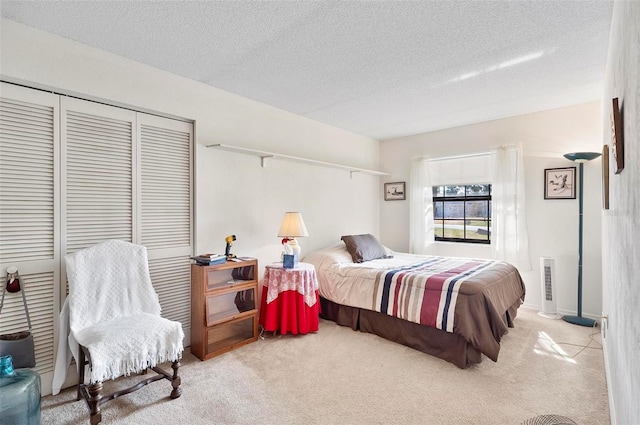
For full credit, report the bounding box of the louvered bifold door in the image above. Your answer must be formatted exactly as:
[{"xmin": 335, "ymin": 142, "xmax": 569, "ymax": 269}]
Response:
[
  {"xmin": 137, "ymin": 113, "xmax": 192, "ymax": 338},
  {"xmin": 0, "ymin": 82, "xmax": 60, "ymax": 384},
  {"xmin": 61, "ymin": 97, "xmax": 136, "ymax": 256}
]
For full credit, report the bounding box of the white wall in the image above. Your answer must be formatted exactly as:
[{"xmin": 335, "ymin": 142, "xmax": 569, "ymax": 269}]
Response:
[
  {"xmin": 601, "ymin": 2, "xmax": 640, "ymax": 423},
  {"xmin": 379, "ymin": 102, "xmax": 603, "ymax": 320},
  {"xmin": 0, "ymin": 19, "xmax": 382, "ymax": 273},
  {"xmin": 1, "ymin": 18, "xmax": 383, "ymax": 396}
]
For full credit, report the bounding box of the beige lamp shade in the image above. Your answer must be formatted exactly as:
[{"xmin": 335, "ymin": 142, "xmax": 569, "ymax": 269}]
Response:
[
  {"xmin": 278, "ymin": 212, "xmax": 308, "ymax": 259},
  {"xmin": 277, "ymin": 212, "xmax": 309, "ymax": 238}
]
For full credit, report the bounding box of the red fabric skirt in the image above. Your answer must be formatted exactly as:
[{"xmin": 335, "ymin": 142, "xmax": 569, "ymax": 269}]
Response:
[{"xmin": 259, "ymin": 288, "xmax": 320, "ymax": 335}]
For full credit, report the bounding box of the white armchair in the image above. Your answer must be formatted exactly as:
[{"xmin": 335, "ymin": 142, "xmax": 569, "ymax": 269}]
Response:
[{"xmin": 65, "ymin": 240, "xmax": 184, "ymax": 424}]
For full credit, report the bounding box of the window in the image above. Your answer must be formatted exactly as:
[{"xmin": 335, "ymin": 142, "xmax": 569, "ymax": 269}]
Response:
[{"xmin": 432, "ymin": 184, "xmax": 492, "ymax": 244}]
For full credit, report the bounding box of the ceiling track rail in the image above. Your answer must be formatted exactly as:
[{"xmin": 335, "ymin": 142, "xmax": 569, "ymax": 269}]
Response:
[{"xmin": 207, "ymin": 143, "xmax": 389, "ymax": 178}]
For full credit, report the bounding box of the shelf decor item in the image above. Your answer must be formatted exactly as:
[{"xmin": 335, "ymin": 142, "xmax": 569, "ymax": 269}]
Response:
[
  {"xmin": 561, "ymin": 151, "xmax": 601, "ymax": 327},
  {"xmin": 277, "ymin": 212, "xmax": 309, "ymax": 259}
]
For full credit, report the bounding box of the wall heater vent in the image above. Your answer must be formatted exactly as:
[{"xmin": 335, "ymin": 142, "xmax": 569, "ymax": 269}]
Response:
[{"xmin": 539, "ymin": 257, "xmax": 560, "ymax": 319}]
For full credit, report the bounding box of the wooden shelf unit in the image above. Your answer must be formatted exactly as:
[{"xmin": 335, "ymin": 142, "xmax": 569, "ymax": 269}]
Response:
[{"xmin": 190, "ymin": 259, "xmax": 258, "ymax": 360}]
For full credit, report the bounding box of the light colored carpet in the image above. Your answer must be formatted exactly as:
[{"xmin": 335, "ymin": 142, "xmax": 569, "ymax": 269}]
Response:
[{"xmin": 42, "ymin": 308, "xmax": 609, "ymax": 424}]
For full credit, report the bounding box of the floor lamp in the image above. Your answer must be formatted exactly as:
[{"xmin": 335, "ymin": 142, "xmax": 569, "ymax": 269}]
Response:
[{"xmin": 562, "ymin": 151, "xmax": 601, "ymax": 327}]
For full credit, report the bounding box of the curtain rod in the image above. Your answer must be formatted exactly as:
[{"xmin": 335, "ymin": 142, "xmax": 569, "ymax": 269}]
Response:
[{"xmin": 414, "ymin": 144, "xmax": 519, "ymax": 162}]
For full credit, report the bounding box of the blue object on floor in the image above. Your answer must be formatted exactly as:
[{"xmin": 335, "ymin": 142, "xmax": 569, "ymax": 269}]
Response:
[
  {"xmin": 562, "ymin": 315, "xmax": 597, "ymax": 327},
  {"xmin": 0, "ymin": 355, "xmax": 41, "ymax": 425}
]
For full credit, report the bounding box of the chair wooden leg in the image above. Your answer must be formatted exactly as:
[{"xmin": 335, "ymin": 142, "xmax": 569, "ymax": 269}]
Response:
[
  {"xmin": 87, "ymin": 381, "xmax": 103, "ymax": 425},
  {"xmin": 78, "ymin": 346, "xmax": 180, "ymax": 423},
  {"xmin": 170, "ymin": 360, "xmax": 182, "ymax": 399},
  {"xmin": 77, "ymin": 348, "xmax": 86, "ymax": 401}
]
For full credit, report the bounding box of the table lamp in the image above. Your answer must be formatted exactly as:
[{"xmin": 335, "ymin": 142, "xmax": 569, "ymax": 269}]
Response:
[
  {"xmin": 277, "ymin": 212, "xmax": 309, "ymax": 257},
  {"xmin": 562, "ymin": 151, "xmax": 601, "ymax": 327}
]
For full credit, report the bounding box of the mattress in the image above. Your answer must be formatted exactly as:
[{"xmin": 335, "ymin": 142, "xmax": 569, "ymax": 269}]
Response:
[{"xmin": 304, "ymin": 243, "xmax": 526, "ymax": 363}]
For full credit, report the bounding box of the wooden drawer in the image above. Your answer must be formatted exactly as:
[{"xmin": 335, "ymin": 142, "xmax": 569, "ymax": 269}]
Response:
[
  {"xmin": 205, "ymin": 264, "xmax": 256, "ymax": 291},
  {"xmin": 205, "ymin": 286, "xmax": 256, "ymax": 326},
  {"xmin": 206, "ymin": 314, "xmax": 258, "ymax": 358}
]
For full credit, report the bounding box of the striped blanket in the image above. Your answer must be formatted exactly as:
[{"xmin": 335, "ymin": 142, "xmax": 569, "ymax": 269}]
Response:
[
  {"xmin": 306, "ymin": 245, "xmax": 526, "ymax": 364},
  {"xmin": 372, "ymin": 257, "xmax": 498, "ymax": 333}
]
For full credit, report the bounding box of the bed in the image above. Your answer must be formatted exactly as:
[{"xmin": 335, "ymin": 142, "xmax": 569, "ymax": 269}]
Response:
[{"xmin": 303, "ymin": 235, "xmax": 526, "ymax": 368}]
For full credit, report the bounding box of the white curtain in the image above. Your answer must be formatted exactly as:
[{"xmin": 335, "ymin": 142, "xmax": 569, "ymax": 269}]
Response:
[
  {"xmin": 492, "ymin": 145, "xmax": 531, "ymax": 270},
  {"xmin": 409, "ymin": 157, "xmax": 434, "ymax": 254}
]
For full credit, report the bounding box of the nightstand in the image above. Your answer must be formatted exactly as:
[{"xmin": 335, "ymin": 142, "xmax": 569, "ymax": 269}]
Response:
[{"xmin": 259, "ymin": 262, "xmax": 320, "ymax": 335}]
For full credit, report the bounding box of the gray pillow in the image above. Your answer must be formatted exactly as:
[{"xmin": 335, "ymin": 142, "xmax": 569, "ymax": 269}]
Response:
[{"xmin": 340, "ymin": 234, "xmax": 391, "ymax": 263}]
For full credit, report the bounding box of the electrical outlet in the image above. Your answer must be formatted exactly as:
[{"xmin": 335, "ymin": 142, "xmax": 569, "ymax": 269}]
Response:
[{"xmin": 601, "ymin": 314, "xmax": 608, "ymax": 338}]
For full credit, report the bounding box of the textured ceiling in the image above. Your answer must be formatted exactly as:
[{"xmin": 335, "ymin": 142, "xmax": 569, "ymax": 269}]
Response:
[{"xmin": 0, "ymin": 1, "xmax": 613, "ymax": 140}]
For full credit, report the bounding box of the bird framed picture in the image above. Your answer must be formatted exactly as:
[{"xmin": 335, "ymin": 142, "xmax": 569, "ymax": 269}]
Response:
[
  {"xmin": 384, "ymin": 181, "xmax": 405, "ymax": 200},
  {"xmin": 611, "ymin": 97, "xmax": 624, "ymax": 174},
  {"xmin": 544, "ymin": 167, "xmax": 576, "ymax": 200}
]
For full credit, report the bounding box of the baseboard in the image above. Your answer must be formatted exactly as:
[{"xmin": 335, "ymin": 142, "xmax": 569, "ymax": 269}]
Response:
[
  {"xmin": 521, "ymin": 303, "xmax": 601, "ymax": 324},
  {"xmin": 601, "ymin": 329, "xmax": 617, "ymax": 425}
]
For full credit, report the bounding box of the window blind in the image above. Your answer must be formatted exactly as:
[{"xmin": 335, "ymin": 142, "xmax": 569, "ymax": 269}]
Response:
[
  {"xmin": 0, "ymin": 95, "xmax": 56, "ymax": 261},
  {"xmin": 139, "ymin": 116, "xmax": 191, "ymax": 250},
  {"xmin": 429, "ymin": 153, "xmax": 494, "ymax": 186},
  {"xmin": 0, "ymin": 83, "xmax": 60, "ymax": 379},
  {"xmin": 139, "ymin": 113, "xmax": 193, "ymax": 336},
  {"xmin": 62, "ymin": 98, "xmax": 136, "ymax": 254},
  {"xmin": 1, "ymin": 83, "xmax": 193, "ymax": 394}
]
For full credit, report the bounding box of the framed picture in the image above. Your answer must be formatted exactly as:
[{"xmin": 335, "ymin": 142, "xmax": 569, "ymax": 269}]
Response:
[
  {"xmin": 544, "ymin": 167, "xmax": 576, "ymax": 200},
  {"xmin": 384, "ymin": 181, "xmax": 405, "ymax": 201},
  {"xmin": 602, "ymin": 144, "xmax": 609, "ymax": 209},
  {"xmin": 611, "ymin": 97, "xmax": 624, "ymax": 174}
]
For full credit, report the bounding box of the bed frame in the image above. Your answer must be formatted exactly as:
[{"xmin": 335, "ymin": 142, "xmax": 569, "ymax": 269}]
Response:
[{"xmin": 320, "ymin": 296, "xmax": 521, "ymax": 368}]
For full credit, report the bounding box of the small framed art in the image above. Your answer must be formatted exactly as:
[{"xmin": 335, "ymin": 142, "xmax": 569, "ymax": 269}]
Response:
[
  {"xmin": 384, "ymin": 181, "xmax": 405, "ymax": 201},
  {"xmin": 602, "ymin": 144, "xmax": 609, "ymax": 209},
  {"xmin": 611, "ymin": 97, "xmax": 624, "ymax": 174},
  {"xmin": 544, "ymin": 167, "xmax": 576, "ymax": 200}
]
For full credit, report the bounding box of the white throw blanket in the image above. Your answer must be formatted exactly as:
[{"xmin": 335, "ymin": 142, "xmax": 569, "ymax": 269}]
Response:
[{"xmin": 65, "ymin": 240, "xmax": 184, "ymax": 383}]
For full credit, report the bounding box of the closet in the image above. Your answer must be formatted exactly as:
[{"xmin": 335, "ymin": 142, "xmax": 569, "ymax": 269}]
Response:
[{"xmin": 0, "ymin": 82, "xmax": 193, "ymax": 393}]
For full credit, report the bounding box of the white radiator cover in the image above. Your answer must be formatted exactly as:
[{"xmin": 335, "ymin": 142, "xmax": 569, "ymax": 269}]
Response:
[{"xmin": 539, "ymin": 257, "xmax": 560, "ymax": 318}]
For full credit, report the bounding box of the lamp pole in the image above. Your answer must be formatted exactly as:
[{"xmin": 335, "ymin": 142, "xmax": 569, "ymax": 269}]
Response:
[
  {"xmin": 562, "ymin": 152, "xmax": 600, "ymax": 327},
  {"xmin": 577, "ymin": 161, "xmax": 585, "ymax": 317}
]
